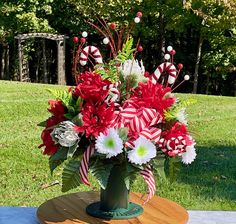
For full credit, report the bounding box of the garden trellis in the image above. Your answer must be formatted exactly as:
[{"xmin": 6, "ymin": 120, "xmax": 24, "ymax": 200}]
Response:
[{"xmin": 15, "ymin": 33, "xmax": 68, "ymax": 85}]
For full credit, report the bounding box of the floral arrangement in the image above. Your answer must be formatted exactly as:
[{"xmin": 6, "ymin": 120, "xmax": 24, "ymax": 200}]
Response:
[{"xmin": 39, "ymin": 12, "xmax": 196, "ymax": 203}]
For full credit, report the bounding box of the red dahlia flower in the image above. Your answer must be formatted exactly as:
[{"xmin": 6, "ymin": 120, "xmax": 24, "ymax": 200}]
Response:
[
  {"xmin": 74, "ymin": 72, "xmax": 111, "ymax": 103},
  {"xmin": 74, "ymin": 102, "xmax": 116, "ymax": 138},
  {"xmin": 39, "ymin": 129, "xmax": 59, "ymax": 155},
  {"xmin": 39, "ymin": 101, "xmax": 65, "ymax": 155},
  {"xmin": 158, "ymin": 122, "xmax": 193, "ymax": 156},
  {"xmin": 48, "ymin": 100, "xmax": 65, "ymax": 119},
  {"xmin": 130, "ymin": 80, "xmax": 176, "ymax": 115}
]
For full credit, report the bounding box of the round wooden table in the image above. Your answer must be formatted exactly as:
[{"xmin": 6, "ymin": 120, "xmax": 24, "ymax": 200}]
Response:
[{"xmin": 37, "ymin": 191, "xmax": 188, "ymax": 224}]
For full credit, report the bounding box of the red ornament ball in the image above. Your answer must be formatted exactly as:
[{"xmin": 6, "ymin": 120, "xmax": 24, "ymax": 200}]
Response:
[
  {"xmin": 170, "ymin": 49, "xmax": 176, "ymax": 55},
  {"xmin": 144, "ymin": 71, "xmax": 150, "ymax": 78},
  {"xmin": 178, "ymin": 63, "xmax": 184, "ymax": 70},
  {"xmin": 137, "ymin": 45, "xmax": 143, "ymax": 52},
  {"xmin": 136, "ymin": 11, "xmax": 143, "ymax": 18},
  {"xmin": 80, "ymin": 37, "xmax": 86, "ymax": 44},
  {"xmin": 110, "ymin": 23, "xmax": 116, "ymax": 30},
  {"xmin": 73, "ymin": 36, "xmax": 79, "ymax": 44}
]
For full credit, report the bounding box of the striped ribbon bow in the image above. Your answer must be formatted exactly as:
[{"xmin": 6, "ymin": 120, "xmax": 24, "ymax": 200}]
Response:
[
  {"xmin": 120, "ymin": 104, "xmax": 161, "ymax": 202},
  {"xmin": 140, "ymin": 165, "xmax": 156, "ymax": 204},
  {"xmin": 120, "ymin": 104, "xmax": 162, "ymax": 143},
  {"xmin": 79, "ymin": 145, "xmax": 95, "ymax": 185}
]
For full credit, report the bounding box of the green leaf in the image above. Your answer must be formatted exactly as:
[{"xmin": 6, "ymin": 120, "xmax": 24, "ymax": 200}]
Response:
[
  {"xmin": 49, "ymin": 147, "xmax": 68, "ymax": 174},
  {"xmin": 90, "ymin": 160, "xmax": 113, "ymax": 189},
  {"xmin": 37, "ymin": 120, "xmax": 47, "ymax": 127},
  {"xmin": 71, "ymin": 115, "xmax": 83, "ymax": 126},
  {"xmin": 75, "ymin": 97, "xmax": 83, "ymax": 111},
  {"xmin": 64, "ymin": 113, "xmax": 74, "ymax": 119},
  {"xmin": 152, "ymin": 154, "xmax": 166, "ymax": 179},
  {"xmin": 118, "ymin": 127, "xmax": 128, "ymax": 142},
  {"xmin": 62, "ymin": 160, "xmax": 81, "ymax": 192},
  {"xmin": 164, "ymin": 156, "xmax": 181, "ymax": 182},
  {"xmin": 67, "ymin": 143, "xmax": 78, "ymax": 158},
  {"xmin": 47, "ymin": 89, "xmax": 72, "ymax": 108},
  {"xmin": 124, "ymin": 163, "xmax": 138, "ymax": 190}
]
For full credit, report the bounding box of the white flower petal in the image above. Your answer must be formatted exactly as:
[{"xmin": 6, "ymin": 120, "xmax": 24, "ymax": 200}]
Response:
[
  {"xmin": 181, "ymin": 144, "xmax": 197, "ymax": 164},
  {"xmin": 128, "ymin": 137, "xmax": 156, "ymax": 165},
  {"xmin": 121, "ymin": 59, "xmax": 145, "ymax": 78},
  {"xmin": 176, "ymin": 108, "xmax": 188, "ymax": 125},
  {"xmin": 95, "ymin": 128, "xmax": 123, "ymax": 158}
]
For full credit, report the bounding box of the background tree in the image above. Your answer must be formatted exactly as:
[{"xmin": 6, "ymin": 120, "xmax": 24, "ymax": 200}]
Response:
[{"xmin": 0, "ymin": 0, "xmax": 235, "ymax": 95}]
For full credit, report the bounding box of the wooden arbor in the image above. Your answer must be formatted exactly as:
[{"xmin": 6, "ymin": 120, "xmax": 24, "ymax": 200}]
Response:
[{"xmin": 15, "ymin": 33, "xmax": 68, "ymax": 85}]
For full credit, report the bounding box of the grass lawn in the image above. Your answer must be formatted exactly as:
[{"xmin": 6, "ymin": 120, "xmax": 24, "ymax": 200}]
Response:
[{"xmin": 0, "ymin": 80, "xmax": 236, "ymax": 210}]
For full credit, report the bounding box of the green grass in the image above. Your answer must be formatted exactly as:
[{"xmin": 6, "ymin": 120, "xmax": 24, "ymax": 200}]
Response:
[{"xmin": 0, "ymin": 80, "xmax": 236, "ymax": 210}]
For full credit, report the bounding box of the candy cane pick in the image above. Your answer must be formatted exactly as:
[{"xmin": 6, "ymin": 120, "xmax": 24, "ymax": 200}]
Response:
[
  {"xmin": 80, "ymin": 45, "xmax": 103, "ymax": 66},
  {"xmin": 152, "ymin": 62, "xmax": 177, "ymax": 85}
]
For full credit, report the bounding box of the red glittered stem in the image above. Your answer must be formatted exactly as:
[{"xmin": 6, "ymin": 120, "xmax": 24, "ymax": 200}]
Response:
[
  {"xmin": 125, "ymin": 22, "xmax": 135, "ymax": 43},
  {"xmin": 117, "ymin": 25, "xmax": 125, "ymax": 51},
  {"xmin": 133, "ymin": 38, "xmax": 140, "ymax": 59},
  {"xmin": 73, "ymin": 42, "xmax": 85, "ymax": 85},
  {"xmin": 170, "ymin": 69, "xmax": 181, "ymax": 89},
  {"xmin": 172, "ymin": 79, "xmax": 186, "ymax": 92},
  {"xmin": 97, "ymin": 17, "xmax": 117, "ymax": 56},
  {"xmin": 87, "ymin": 20, "xmax": 116, "ymax": 58}
]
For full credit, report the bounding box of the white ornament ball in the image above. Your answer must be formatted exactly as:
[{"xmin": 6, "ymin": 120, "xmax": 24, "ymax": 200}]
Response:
[
  {"xmin": 184, "ymin": 75, "xmax": 190, "ymax": 81},
  {"xmin": 103, "ymin": 37, "xmax": 109, "ymax": 45},
  {"xmin": 134, "ymin": 17, "xmax": 140, "ymax": 23},
  {"xmin": 167, "ymin": 46, "xmax": 173, "ymax": 52},
  {"xmin": 80, "ymin": 61, "xmax": 87, "ymax": 66},
  {"xmin": 82, "ymin": 31, "xmax": 88, "ymax": 38},
  {"xmin": 164, "ymin": 54, "xmax": 171, "ymax": 60}
]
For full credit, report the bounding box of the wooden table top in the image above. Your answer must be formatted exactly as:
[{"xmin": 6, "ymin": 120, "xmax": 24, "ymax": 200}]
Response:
[{"xmin": 37, "ymin": 191, "xmax": 188, "ymax": 224}]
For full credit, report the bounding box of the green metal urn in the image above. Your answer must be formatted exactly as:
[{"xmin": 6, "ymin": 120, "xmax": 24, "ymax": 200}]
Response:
[{"xmin": 86, "ymin": 165, "xmax": 144, "ymax": 220}]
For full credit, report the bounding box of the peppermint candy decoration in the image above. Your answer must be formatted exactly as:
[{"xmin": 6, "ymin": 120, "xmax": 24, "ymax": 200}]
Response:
[
  {"xmin": 153, "ymin": 62, "xmax": 177, "ymax": 85},
  {"xmin": 158, "ymin": 135, "xmax": 188, "ymax": 157},
  {"xmin": 80, "ymin": 45, "xmax": 103, "ymax": 66}
]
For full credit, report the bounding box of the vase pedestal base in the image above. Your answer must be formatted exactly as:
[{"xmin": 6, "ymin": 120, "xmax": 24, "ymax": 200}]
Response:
[
  {"xmin": 37, "ymin": 191, "xmax": 189, "ymax": 224},
  {"xmin": 86, "ymin": 201, "xmax": 143, "ymax": 220}
]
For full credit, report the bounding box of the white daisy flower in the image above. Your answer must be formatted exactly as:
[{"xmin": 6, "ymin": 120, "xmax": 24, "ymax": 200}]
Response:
[
  {"xmin": 121, "ymin": 59, "xmax": 145, "ymax": 78},
  {"xmin": 128, "ymin": 137, "xmax": 156, "ymax": 165},
  {"xmin": 181, "ymin": 144, "xmax": 197, "ymax": 164},
  {"xmin": 51, "ymin": 121, "xmax": 80, "ymax": 147},
  {"xmin": 176, "ymin": 108, "xmax": 188, "ymax": 125},
  {"xmin": 95, "ymin": 128, "xmax": 123, "ymax": 158}
]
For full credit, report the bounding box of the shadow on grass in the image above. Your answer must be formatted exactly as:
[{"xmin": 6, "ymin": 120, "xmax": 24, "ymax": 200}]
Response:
[{"xmin": 178, "ymin": 145, "xmax": 236, "ymax": 201}]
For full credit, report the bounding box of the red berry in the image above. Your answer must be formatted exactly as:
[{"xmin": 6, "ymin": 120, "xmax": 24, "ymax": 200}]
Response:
[
  {"xmin": 136, "ymin": 11, "xmax": 143, "ymax": 18},
  {"xmin": 110, "ymin": 23, "xmax": 116, "ymax": 30},
  {"xmin": 73, "ymin": 36, "xmax": 79, "ymax": 44},
  {"xmin": 170, "ymin": 49, "xmax": 176, "ymax": 55},
  {"xmin": 144, "ymin": 71, "xmax": 150, "ymax": 78},
  {"xmin": 80, "ymin": 37, "xmax": 86, "ymax": 44},
  {"xmin": 137, "ymin": 45, "xmax": 143, "ymax": 52},
  {"xmin": 178, "ymin": 63, "xmax": 183, "ymax": 70}
]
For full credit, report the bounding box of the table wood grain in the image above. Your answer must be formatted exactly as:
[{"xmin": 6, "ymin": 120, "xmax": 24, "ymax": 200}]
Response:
[{"xmin": 37, "ymin": 191, "xmax": 188, "ymax": 224}]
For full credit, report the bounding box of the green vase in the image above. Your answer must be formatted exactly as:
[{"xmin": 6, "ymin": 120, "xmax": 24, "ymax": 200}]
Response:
[{"xmin": 86, "ymin": 165, "xmax": 144, "ymax": 220}]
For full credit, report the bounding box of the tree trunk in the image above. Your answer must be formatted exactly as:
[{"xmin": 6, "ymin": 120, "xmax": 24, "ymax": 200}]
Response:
[
  {"xmin": 205, "ymin": 71, "xmax": 210, "ymax": 94},
  {"xmin": 158, "ymin": 13, "xmax": 165, "ymax": 61},
  {"xmin": 1, "ymin": 46, "xmax": 6, "ymax": 80},
  {"xmin": 5, "ymin": 44, "xmax": 9, "ymax": 79},
  {"xmin": 193, "ymin": 32, "xmax": 203, "ymax": 94}
]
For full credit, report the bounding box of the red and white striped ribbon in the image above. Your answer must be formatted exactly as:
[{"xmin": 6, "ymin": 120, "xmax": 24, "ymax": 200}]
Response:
[
  {"xmin": 104, "ymin": 82, "xmax": 120, "ymax": 103},
  {"xmin": 140, "ymin": 165, "xmax": 156, "ymax": 204},
  {"xmin": 140, "ymin": 127, "xmax": 161, "ymax": 143},
  {"xmin": 79, "ymin": 145, "xmax": 95, "ymax": 185}
]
